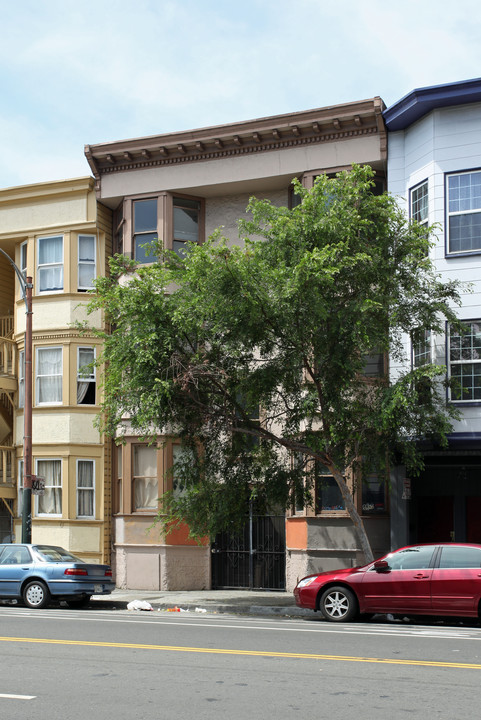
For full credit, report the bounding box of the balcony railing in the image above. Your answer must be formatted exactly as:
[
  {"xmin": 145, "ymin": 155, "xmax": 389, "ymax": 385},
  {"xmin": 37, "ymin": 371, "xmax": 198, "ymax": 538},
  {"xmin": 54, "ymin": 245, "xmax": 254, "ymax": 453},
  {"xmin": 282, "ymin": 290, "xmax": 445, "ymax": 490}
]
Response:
[{"xmin": 0, "ymin": 444, "xmax": 15, "ymax": 487}]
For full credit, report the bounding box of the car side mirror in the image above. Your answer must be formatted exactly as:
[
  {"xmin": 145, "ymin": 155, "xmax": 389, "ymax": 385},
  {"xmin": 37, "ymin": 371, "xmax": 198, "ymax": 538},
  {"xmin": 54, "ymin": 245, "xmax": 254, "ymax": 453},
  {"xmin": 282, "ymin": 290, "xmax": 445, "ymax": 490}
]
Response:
[{"xmin": 373, "ymin": 559, "xmax": 390, "ymax": 572}]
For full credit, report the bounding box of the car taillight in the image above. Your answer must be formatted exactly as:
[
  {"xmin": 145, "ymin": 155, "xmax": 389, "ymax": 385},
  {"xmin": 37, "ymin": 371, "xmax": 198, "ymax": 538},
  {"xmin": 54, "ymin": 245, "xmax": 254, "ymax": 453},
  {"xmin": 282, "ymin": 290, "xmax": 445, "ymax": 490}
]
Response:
[
  {"xmin": 105, "ymin": 569, "xmax": 112, "ymax": 577},
  {"xmin": 64, "ymin": 568, "xmax": 88, "ymax": 576}
]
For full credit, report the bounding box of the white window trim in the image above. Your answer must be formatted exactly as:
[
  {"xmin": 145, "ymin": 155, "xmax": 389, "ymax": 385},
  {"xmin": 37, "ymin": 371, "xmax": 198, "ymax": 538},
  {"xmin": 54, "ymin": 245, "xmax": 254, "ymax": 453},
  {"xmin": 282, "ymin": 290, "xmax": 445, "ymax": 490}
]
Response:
[
  {"xmin": 18, "ymin": 350, "xmax": 25, "ymax": 409},
  {"xmin": 77, "ymin": 346, "xmax": 96, "ymax": 405},
  {"xmin": 78, "ymin": 234, "xmax": 97, "ymax": 291},
  {"xmin": 448, "ymin": 320, "xmax": 481, "ymax": 403},
  {"xmin": 410, "ymin": 180, "xmax": 429, "ymax": 227},
  {"xmin": 446, "ymin": 170, "xmax": 481, "ymax": 255},
  {"xmin": 20, "ymin": 241, "xmax": 28, "ymax": 278},
  {"xmin": 17, "ymin": 459, "xmax": 24, "ymax": 518},
  {"xmin": 36, "ymin": 235, "xmax": 64, "ymax": 293},
  {"xmin": 35, "ymin": 458, "xmax": 62, "ymax": 517},
  {"xmin": 35, "ymin": 346, "xmax": 63, "ymax": 406},
  {"xmin": 76, "ymin": 459, "xmax": 95, "ymax": 519}
]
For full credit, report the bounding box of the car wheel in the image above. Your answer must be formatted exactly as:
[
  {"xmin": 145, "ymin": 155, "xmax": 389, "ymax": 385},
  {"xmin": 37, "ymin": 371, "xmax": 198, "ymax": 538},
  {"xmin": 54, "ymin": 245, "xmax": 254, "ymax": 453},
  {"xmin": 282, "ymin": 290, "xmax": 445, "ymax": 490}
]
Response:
[
  {"xmin": 66, "ymin": 597, "xmax": 91, "ymax": 609},
  {"xmin": 23, "ymin": 580, "xmax": 51, "ymax": 609},
  {"xmin": 319, "ymin": 585, "xmax": 358, "ymax": 622}
]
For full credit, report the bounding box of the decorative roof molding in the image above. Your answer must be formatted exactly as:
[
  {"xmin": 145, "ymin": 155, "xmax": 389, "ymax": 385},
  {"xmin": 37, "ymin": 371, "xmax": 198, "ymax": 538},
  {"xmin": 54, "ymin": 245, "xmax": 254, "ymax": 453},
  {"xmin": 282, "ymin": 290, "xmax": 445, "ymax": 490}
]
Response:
[
  {"xmin": 84, "ymin": 98, "xmax": 386, "ymax": 188},
  {"xmin": 384, "ymin": 77, "xmax": 481, "ymax": 131}
]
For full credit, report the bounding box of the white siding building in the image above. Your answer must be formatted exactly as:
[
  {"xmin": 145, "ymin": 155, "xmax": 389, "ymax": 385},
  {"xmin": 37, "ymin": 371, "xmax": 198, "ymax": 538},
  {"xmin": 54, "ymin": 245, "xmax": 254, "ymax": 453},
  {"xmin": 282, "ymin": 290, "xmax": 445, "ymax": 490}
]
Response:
[{"xmin": 385, "ymin": 78, "xmax": 481, "ymax": 547}]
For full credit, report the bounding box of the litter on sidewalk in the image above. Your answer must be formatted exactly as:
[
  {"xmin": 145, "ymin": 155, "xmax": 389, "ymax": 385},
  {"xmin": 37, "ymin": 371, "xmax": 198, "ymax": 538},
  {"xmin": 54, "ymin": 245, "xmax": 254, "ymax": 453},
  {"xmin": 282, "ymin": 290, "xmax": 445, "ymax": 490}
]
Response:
[{"xmin": 127, "ymin": 600, "xmax": 153, "ymax": 611}]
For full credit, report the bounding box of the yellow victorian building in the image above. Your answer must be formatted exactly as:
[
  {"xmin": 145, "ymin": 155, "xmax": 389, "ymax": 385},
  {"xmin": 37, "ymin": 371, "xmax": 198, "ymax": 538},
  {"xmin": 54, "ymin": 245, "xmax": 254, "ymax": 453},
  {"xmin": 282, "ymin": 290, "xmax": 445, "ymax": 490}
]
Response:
[{"xmin": 0, "ymin": 177, "xmax": 112, "ymax": 563}]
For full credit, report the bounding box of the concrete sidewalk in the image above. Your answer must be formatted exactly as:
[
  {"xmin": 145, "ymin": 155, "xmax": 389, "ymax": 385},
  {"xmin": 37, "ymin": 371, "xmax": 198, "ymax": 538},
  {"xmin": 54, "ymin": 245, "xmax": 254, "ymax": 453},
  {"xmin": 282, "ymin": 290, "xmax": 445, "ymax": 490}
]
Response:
[{"xmin": 91, "ymin": 588, "xmax": 315, "ymax": 618}]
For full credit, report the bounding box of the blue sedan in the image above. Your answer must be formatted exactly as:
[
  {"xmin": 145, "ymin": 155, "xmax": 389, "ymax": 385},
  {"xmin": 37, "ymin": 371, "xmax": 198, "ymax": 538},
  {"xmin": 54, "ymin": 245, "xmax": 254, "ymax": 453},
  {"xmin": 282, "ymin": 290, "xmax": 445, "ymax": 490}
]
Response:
[{"xmin": 0, "ymin": 544, "xmax": 115, "ymax": 609}]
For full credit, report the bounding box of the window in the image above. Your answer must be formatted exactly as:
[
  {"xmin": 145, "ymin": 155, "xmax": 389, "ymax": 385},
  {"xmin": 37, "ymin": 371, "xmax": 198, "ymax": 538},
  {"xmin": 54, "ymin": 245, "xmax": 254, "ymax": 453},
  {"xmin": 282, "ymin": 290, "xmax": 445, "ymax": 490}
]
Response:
[
  {"xmin": 362, "ymin": 351, "xmax": 384, "ymax": 377},
  {"xmin": 383, "ymin": 545, "xmax": 435, "ymax": 571},
  {"xmin": 172, "ymin": 444, "xmax": 191, "ymax": 498},
  {"xmin": 173, "ymin": 197, "xmax": 201, "ymax": 257},
  {"xmin": 447, "ymin": 170, "xmax": 481, "ymax": 253},
  {"xmin": 20, "ymin": 241, "xmax": 27, "ymax": 278},
  {"xmin": 411, "ymin": 181, "xmax": 429, "ymax": 227},
  {"xmin": 413, "ymin": 329, "xmax": 432, "ymax": 367},
  {"xmin": 362, "ymin": 473, "xmax": 386, "ymax": 514},
  {"xmin": 133, "ymin": 445, "xmax": 158, "ymax": 510},
  {"xmin": 36, "ymin": 347, "xmax": 62, "ymax": 405},
  {"xmin": 76, "ymin": 460, "xmax": 95, "ymax": 518},
  {"xmin": 36, "ymin": 459, "xmax": 62, "ymax": 516},
  {"xmin": 439, "ymin": 545, "xmax": 481, "ymax": 568},
  {"xmin": 37, "ymin": 235, "xmax": 63, "ymax": 292},
  {"xmin": 114, "ymin": 444, "xmax": 122, "ymax": 514},
  {"xmin": 17, "ymin": 459, "xmax": 24, "ymax": 517},
  {"xmin": 133, "ymin": 198, "xmax": 159, "ymax": 263},
  {"xmin": 78, "ymin": 235, "xmax": 96, "ymax": 291},
  {"xmin": 315, "ymin": 464, "xmax": 345, "ymax": 513},
  {"xmin": 449, "ymin": 321, "xmax": 481, "ymax": 402},
  {"xmin": 77, "ymin": 347, "xmax": 96, "ymax": 405},
  {"xmin": 18, "ymin": 350, "xmax": 24, "ymax": 408}
]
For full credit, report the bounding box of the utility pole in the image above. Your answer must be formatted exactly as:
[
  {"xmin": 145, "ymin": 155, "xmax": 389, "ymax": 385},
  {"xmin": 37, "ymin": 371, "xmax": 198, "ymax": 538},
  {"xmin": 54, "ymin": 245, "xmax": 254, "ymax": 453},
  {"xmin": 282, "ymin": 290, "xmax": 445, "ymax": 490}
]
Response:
[{"xmin": 0, "ymin": 249, "xmax": 33, "ymax": 543}]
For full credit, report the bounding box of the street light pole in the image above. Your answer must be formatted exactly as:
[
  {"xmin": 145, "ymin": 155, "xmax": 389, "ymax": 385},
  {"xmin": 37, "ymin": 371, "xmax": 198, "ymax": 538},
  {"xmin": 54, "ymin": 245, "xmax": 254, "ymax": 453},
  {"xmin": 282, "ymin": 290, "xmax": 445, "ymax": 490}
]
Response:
[{"xmin": 0, "ymin": 249, "xmax": 33, "ymax": 543}]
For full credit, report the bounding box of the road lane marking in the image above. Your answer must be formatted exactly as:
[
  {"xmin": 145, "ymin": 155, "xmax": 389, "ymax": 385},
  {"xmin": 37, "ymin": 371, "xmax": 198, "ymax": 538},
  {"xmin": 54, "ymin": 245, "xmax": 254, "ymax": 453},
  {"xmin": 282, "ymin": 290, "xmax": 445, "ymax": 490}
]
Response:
[
  {"xmin": 0, "ymin": 693, "xmax": 36, "ymax": 700},
  {"xmin": 0, "ymin": 636, "xmax": 480, "ymax": 670}
]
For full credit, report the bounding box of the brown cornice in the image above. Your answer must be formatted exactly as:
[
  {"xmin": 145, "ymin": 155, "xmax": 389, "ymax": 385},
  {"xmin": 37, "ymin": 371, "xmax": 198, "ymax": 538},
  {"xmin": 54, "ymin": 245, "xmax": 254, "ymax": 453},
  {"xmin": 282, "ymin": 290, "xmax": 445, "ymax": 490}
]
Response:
[{"xmin": 85, "ymin": 98, "xmax": 386, "ymax": 187}]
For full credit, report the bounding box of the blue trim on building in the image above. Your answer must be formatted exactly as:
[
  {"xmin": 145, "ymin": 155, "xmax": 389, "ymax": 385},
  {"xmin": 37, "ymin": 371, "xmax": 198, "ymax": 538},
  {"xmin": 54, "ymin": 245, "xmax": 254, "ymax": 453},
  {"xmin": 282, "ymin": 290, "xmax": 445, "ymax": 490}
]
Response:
[{"xmin": 384, "ymin": 77, "xmax": 481, "ymax": 131}]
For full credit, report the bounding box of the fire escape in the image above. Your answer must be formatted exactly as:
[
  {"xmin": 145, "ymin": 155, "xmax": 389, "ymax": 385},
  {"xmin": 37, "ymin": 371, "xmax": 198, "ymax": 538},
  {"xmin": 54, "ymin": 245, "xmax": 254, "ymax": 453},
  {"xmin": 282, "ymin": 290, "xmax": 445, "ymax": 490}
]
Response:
[{"xmin": 0, "ymin": 314, "xmax": 17, "ymax": 537}]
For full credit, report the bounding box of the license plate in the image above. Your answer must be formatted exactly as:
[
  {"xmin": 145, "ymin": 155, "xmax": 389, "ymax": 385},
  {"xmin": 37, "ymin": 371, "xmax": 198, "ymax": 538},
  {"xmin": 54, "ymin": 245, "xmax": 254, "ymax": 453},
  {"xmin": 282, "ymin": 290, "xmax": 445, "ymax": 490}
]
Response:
[{"xmin": 94, "ymin": 584, "xmax": 103, "ymax": 593}]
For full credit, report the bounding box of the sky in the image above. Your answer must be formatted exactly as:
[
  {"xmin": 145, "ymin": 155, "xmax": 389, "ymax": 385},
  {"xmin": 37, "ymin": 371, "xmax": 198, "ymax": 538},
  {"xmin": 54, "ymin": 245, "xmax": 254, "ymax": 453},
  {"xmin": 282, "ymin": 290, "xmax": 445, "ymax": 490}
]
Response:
[{"xmin": 1, "ymin": 0, "xmax": 481, "ymax": 189}]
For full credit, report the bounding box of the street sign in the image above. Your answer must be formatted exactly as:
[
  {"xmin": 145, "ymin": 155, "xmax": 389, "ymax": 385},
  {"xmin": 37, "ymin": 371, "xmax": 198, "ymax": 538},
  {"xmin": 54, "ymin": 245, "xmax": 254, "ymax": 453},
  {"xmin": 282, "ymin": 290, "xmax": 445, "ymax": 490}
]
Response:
[{"xmin": 31, "ymin": 476, "xmax": 45, "ymax": 496}]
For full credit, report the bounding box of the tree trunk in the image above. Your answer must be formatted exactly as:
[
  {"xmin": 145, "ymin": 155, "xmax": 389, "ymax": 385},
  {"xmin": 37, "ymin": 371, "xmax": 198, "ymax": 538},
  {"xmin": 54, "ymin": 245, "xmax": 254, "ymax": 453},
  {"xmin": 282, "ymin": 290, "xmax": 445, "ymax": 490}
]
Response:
[{"xmin": 329, "ymin": 465, "xmax": 374, "ymax": 565}]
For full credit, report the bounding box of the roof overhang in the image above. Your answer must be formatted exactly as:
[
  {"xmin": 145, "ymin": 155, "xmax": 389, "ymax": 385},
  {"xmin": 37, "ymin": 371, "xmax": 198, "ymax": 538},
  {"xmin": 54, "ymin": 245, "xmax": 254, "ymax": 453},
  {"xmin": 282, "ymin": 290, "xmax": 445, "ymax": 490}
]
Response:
[
  {"xmin": 383, "ymin": 77, "xmax": 481, "ymax": 131},
  {"xmin": 85, "ymin": 97, "xmax": 386, "ymax": 194}
]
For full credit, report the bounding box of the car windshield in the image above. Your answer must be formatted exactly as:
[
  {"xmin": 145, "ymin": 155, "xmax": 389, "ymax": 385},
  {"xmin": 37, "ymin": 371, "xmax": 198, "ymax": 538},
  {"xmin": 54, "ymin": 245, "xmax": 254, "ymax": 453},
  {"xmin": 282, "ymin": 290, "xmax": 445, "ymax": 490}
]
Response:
[{"xmin": 33, "ymin": 546, "xmax": 85, "ymax": 563}]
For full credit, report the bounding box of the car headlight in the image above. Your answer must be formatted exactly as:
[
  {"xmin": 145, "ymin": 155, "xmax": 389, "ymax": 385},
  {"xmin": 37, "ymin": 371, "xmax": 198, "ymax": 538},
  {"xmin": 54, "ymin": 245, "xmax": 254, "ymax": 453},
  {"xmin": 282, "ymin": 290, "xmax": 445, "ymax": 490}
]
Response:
[{"xmin": 296, "ymin": 576, "xmax": 317, "ymax": 589}]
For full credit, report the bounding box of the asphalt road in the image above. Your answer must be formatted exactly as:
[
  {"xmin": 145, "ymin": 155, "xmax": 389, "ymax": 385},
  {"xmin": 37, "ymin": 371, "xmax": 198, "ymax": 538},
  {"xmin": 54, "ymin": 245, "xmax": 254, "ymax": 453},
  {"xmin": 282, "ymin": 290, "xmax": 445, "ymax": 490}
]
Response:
[{"xmin": 0, "ymin": 606, "xmax": 480, "ymax": 719}]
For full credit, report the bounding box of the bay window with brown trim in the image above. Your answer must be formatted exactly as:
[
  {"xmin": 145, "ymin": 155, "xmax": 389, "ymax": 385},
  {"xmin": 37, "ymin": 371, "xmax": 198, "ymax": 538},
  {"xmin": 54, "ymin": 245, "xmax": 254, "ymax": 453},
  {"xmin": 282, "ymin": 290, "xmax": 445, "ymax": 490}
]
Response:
[{"xmin": 122, "ymin": 192, "xmax": 204, "ymax": 263}]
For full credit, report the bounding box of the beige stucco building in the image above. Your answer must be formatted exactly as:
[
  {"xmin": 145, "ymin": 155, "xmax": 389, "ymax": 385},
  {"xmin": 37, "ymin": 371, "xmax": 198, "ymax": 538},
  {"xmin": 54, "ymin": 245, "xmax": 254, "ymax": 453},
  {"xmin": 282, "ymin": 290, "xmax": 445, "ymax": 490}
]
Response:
[
  {"xmin": 85, "ymin": 98, "xmax": 391, "ymax": 591},
  {"xmin": 0, "ymin": 177, "xmax": 112, "ymax": 563}
]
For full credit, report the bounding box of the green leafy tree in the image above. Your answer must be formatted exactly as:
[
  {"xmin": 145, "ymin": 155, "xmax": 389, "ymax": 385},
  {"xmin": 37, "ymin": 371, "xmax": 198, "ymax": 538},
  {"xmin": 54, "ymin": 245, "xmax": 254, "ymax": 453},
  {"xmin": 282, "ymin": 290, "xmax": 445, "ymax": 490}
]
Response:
[{"xmin": 86, "ymin": 165, "xmax": 461, "ymax": 563}]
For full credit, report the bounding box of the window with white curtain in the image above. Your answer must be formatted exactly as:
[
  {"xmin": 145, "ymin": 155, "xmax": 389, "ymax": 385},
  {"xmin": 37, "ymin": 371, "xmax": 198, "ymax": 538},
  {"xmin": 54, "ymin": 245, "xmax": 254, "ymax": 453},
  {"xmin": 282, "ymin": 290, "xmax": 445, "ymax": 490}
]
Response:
[
  {"xmin": 36, "ymin": 459, "xmax": 62, "ymax": 516},
  {"xmin": 76, "ymin": 460, "xmax": 95, "ymax": 518},
  {"xmin": 133, "ymin": 445, "xmax": 158, "ymax": 510},
  {"xmin": 77, "ymin": 347, "xmax": 96, "ymax": 405},
  {"xmin": 36, "ymin": 347, "xmax": 62, "ymax": 404},
  {"xmin": 37, "ymin": 236, "xmax": 63, "ymax": 292},
  {"xmin": 78, "ymin": 235, "xmax": 96, "ymax": 291},
  {"xmin": 17, "ymin": 459, "xmax": 24, "ymax": 517},
  {"xmin": 18, "ymin": 350, "xmax": 25, "ymax": 408}
]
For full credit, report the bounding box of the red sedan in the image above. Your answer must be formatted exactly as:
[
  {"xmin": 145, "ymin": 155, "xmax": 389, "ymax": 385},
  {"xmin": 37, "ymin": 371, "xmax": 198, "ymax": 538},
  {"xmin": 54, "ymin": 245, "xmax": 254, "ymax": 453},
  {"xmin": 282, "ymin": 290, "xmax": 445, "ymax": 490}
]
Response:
[{"xmin": 294, "ymin": 543, "xmax": 481, "ymax": 622}]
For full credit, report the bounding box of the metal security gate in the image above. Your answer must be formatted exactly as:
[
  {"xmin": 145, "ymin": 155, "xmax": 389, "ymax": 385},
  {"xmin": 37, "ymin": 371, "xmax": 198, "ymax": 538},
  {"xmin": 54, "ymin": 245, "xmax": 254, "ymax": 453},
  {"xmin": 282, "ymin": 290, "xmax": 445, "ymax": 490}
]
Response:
[{"xmin": 211, "ymin": 509, "xmax": 285, "ymax": 590}]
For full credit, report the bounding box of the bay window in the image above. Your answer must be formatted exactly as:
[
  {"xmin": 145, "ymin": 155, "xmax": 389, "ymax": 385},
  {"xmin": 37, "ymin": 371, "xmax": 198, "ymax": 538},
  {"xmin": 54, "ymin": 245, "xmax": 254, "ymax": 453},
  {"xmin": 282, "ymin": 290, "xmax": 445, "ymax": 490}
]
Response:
[
  {"xmin": 37, "ymin": 235, "xmax": 63, "ymax": 292},
  {"xmin": 129, "ymin": 193, "xmax": 203, "ymax": 262},
  {"xmin": 18, "ymin": 350, "xmax": 25, "ymax": 408},
  {"xmin": 36, "ymin": 347, "xmax": 62, "ymax": 405},
  {"xmin": 449, "ymin": 320, "xmax": 481, "ymax": 401},
  {"xmin": 76, "ymin": 460, "xmax": 95, "ymax": 518},
  {"xmin": 411, "ymin": 180, "xmax": 428, "ymax": 227},
  {"xmin": 133, "ymin": 198, "xmax": 159, "ymax": 263},
  {"xmin": 133, "ymin": 445, "xmax": 158, "ymax": 510},
  {"xmin": 78, "ymin": 234, "xmax": 96, "ymax": 291},
  {"xmin": 77, "ymin": 346, "xmax": 96, "ymax": 405},
  {"xmin": 447, "ymin": 170, "xmax": 481, "ymax": 253},
  {"xmin": 36, "ymin": 459, "xmax": 62, "ymax": 516}
]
